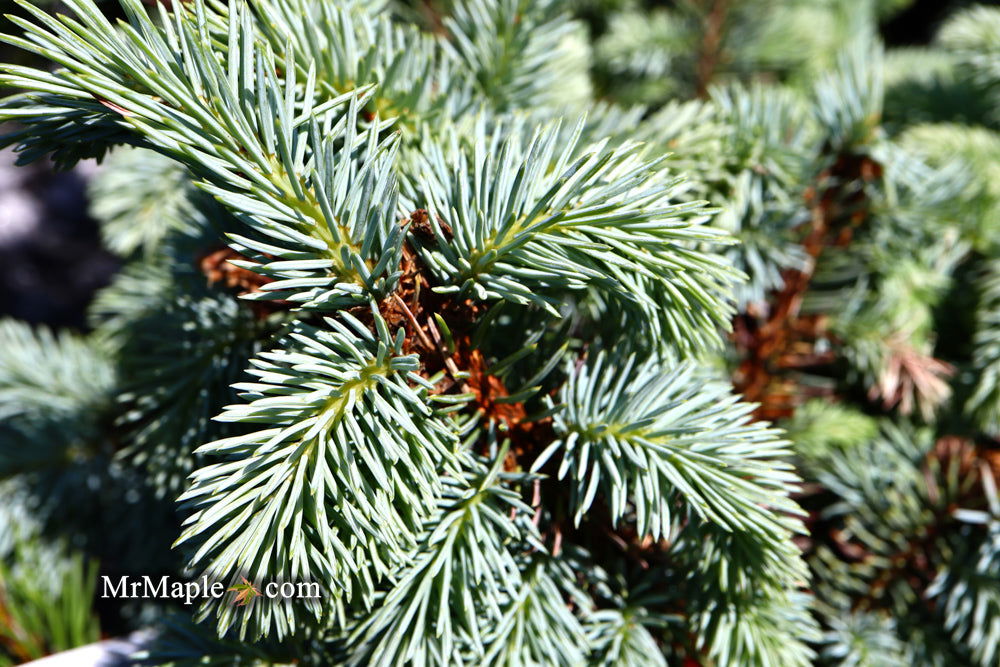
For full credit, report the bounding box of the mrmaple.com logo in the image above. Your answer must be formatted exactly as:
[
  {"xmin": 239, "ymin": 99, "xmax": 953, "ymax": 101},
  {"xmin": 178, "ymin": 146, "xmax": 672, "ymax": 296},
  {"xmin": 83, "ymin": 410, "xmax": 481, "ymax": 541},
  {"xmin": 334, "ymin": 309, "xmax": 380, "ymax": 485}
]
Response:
[{"xmin": 101, "ymin": 575, "xmax": 322, "ymax": 606}]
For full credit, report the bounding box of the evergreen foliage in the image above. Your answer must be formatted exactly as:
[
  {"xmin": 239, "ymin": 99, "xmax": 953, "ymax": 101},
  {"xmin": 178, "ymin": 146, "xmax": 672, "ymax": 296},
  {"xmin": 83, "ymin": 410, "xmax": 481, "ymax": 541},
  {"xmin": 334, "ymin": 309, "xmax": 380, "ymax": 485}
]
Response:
[
  {"xmin": 0, "ymin": 0, "xmax": 997, "ymax": 665},
  {"xmin": 0, "ymin": 481, "xmax": 102, "ymax": 666}
]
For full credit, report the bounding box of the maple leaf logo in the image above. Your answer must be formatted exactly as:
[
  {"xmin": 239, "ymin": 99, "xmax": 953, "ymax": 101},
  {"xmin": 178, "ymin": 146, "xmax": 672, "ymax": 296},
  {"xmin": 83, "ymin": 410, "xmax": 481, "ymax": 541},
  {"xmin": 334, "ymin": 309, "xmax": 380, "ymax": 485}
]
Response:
[{"xmin": 227, "ymin": 577, "xmax": 261, "ymax": 606}]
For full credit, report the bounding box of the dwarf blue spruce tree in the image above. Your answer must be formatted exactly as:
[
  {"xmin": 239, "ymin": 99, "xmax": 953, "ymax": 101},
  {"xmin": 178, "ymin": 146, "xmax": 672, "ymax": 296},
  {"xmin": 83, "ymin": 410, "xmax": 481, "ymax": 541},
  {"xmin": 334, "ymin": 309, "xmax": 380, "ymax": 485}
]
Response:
[{"xmin": 0, "ymin": 0, "xmax": 998, "ymax": 665}]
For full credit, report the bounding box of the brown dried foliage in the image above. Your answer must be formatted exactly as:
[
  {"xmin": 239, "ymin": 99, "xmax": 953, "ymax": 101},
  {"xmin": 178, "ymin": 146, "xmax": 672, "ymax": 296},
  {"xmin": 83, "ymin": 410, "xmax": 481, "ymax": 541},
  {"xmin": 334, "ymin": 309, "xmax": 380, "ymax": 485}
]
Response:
[
  {"xmin": 733, "ymin": 153, "xmax": 883, "ymax": 420},
  {"xmin": 196, "ymin": 246, "xmax": 286, "ymax": 320},
  {"xmin": 374, "ymin": 211, "xmax": 549, "ymax": 469},
  {"xmin": 695, "ymin": 0, "xmax": 729, "ymax": 98}
]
